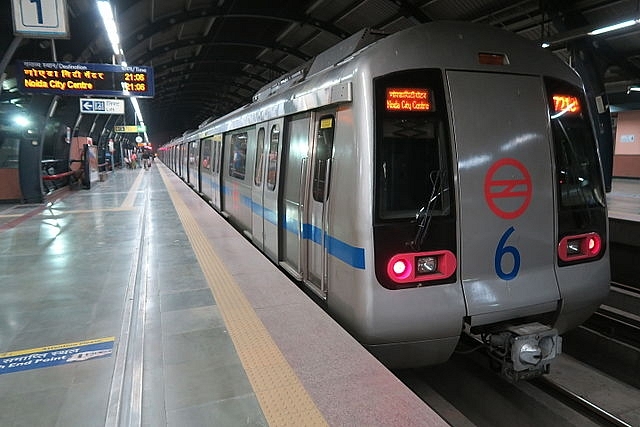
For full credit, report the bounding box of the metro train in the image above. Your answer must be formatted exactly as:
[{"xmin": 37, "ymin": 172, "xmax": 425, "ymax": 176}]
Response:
[{"xmin": 160, "ymin": 21, "xmax": 610, "ymax": 380}]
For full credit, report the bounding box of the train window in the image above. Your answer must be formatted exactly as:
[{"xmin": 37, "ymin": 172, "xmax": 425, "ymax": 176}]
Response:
[
  {"xmin": 201, "ymin": 138, "xmax": 212, "ymax": 173},
  {"xmin": 374, "ymin": 69, "xmax": 452, "ymax": 221},
  {"xmin": 267, "ymin": 125, "xmax": 280, "ymax": 191},
  {"xmin": 254, "ymin": 128, "xmax": 265, "ymax": 186},
  {"xmin": 228, "ymin": 132, "xmax": 248, "ymax": 179},
  {"xmin": 313, "ymin": 115, "xmax": 335, "ymax": 202},
  {"xmin": 545, "ymin": 78, "xmax": 606, "ymax": 210}
]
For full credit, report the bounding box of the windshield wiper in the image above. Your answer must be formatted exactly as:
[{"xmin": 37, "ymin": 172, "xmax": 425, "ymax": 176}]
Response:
[{"xmin": 409, "ymin": 169, "xmax": 446, "ymax": 251}]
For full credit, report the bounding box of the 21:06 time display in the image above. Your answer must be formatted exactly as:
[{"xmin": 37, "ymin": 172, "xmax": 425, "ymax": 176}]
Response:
[
  {"xmin": 121, "ymin": 82, "xmax": 147, "ymax": 92},
  {"xmin": 17, "ymin": 61, "xmax": 155, "ymax": 98},
  {"xmin": 124, "ymin": 72, "xmax": 146, "ymax": 82}
]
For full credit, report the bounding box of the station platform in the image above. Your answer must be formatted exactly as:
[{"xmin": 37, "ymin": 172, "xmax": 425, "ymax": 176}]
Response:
[
  {"xmin": 0, "ymin": 163, "xmax": 446, "ymax": 427},
  {"xmin": 607, "ymin": 177, "xmax": 640, "ymax": 222}
]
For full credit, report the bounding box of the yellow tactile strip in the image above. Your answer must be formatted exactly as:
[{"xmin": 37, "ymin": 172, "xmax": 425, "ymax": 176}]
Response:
[{"xmin": 159, "ymin": 167, "xmax": 327, "ymax": 427}]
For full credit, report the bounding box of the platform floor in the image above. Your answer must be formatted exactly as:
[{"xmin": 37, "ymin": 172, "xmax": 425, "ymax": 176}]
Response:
[
  {"xmin": 607, "ymin": 177, "xmax": 640, "ymax": 222},
  {"xmin": 0, "ymin": 164, "xmax": 446, "ymax": 427}
]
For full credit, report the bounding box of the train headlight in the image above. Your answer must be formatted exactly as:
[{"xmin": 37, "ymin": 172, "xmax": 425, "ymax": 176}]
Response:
[
  {"xmin": 558, "ymin": 232, "xmax": 602, "ymax": 262},
  {"xmin": 566, "ymin": 239, "xmax": 581, "ymax": 255},
  {"xmin": 416, "ymin": 256, "xmax": 437, "ymax": 274},
  {"xmin": 386, "ymin": 250, "xmax": 456, "ymax": 284}
]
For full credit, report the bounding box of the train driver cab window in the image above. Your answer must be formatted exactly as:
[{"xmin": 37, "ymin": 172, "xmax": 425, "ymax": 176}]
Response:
[
  {"xmin": 545, "ymin": 78, "xmax": 606, "ymax": 210},
  {"xmin": 313, "ymin": 115, "xmax": 335, "ymax": 202},
  {"xmin": 254, "ymin": 128, "xmax": 266, "ymax": 186},
  {"xmin": 374, "ymin": 69, "xmax": 452, "ymax": 221},
  {"xmin": 267, "ymin": 125, "xmax": 280, "ymax": 191},
  {"xmin": 229, "ymin": 132, "xmax": 248, "ymax": 179}
]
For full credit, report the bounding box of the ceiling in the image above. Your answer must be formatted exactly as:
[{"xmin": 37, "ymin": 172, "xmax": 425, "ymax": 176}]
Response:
[{"xmin": 3, "ymin": 0, "xmax": 640, "ymax": 144}]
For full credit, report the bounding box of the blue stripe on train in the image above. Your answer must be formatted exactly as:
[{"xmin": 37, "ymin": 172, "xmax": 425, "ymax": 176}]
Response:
[{"xmin": 199, "ymin": 178, "xmax": 366, "ymax": 269}]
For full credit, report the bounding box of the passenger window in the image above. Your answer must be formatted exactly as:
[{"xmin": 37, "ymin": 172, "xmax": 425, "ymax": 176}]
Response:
[
  {"xmin": 201, "ymin": 138, "xmax": 212, "ymax": 172},
  {"xmin": 267, "ymin": 125, "xmax": 280, "ymax": 191},
  {"xmin": 254, "ymin": 128, "xmax": 265, "ymax": 186},
  {"xmin": 313, "ymin": 115, "xmax": 335, "ymax": 202},
  {"xmin": 228, "ymin": 132, "xmax": 247, "ymax": 179}
]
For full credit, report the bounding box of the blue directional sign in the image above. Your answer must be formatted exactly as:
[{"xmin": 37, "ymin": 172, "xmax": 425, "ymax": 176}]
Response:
[
  {"xmin": 80, "ymin": 98, "xmax": 125, "ymax": 115},
  {"xmin": 0, "ymin": 337, "xmax": 115, "ymax": 375},
  {"xmin": 11, "ymin": 0, "xmax": 70, "ymax": 38}
]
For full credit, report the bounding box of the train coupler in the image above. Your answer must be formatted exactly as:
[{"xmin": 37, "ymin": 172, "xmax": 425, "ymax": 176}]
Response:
[{"xmin": 485, "ymin": 323, "xmax": 562, "ymax": 382}]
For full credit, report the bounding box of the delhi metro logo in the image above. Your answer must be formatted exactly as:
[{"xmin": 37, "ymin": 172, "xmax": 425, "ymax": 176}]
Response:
[{"xmin": 484, "ymin": 158, "xmax": 532, "ymax": 220}]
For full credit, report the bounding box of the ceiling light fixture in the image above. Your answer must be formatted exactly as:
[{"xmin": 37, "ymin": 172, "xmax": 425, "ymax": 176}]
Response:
[
  {"xmin": 96, "ymin": 0, "xmax": 149, "ymax": 142},
  {"xmin": 97, "ymin": 1, "xmax": 121, "ymax": 56},
  {"xmin": 542, "ymin": 17, "xmax": 640, "ymax": 48}
]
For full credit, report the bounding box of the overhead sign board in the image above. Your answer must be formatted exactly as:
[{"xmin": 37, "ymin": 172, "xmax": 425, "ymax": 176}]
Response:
[
  {"xmin": 79, "ymin": 98, "xmax": 125, "ymax": 115},
  {"xmin": 17, "ymin": 61, "xmax": 154, "ymax": 97},
  {"xmin": 114, "ymin": 125, "xmax": 146, "ymax": 133},
  {"xmin": 11, "ymin": 0, "xmax": 70, "ymax": 38}
]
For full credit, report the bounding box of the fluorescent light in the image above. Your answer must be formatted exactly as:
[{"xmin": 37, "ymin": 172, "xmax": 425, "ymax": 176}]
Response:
[
  {"xmin": 541, "ymin": 42, "xmax": 550, "ymax": 49},
  {"xmin": 13, "ymin": 114, "xmax": 30, "ymax": 127},
  {"xmin": 588, "ymin": 19, "xmax": 638, "ymax": 36},
  {"xmin": 97, "ymin": 1, "xmax": 121, "ymax": 56}
]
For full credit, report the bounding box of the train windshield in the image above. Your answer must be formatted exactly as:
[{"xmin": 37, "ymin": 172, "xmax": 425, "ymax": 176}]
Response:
[
  {"xmin": 374, "ymin": 69, "xmax": 452, "ymax": 221},
  {"xmin": 545, "ymin": 78, "xmax": 606, "ymax": 210}
]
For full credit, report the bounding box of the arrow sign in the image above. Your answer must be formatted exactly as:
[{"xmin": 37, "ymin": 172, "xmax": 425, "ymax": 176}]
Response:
[{"xmin": 81, "ymin": 100, "xmax": 94, "ymax": 112}]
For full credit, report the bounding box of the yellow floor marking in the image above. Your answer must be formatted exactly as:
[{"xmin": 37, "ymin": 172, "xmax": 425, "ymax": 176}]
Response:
[
  {"xmin": 1, "ymin": 170, "xmax": 143, "ymax": 219},
  {"xmin": 159, "ymin": 167, "xmax": 327, "ymax": 427},
  {"xmin": 120, "ymin": 169, "xmax": 145, "ymax": 209},
  {"xmin": 0, "ymin": 337, "xmax": 115, "ymax": 358}
]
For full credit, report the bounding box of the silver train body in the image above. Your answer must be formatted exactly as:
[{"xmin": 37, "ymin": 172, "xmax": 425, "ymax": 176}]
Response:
[{"xmin": 160, "ymin": 22, "xmax": 610, "ymax": 380}]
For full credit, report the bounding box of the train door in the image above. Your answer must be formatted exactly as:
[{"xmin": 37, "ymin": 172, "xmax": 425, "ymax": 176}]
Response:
[
  {"xmin": 301, "ymin": 112, "xmax": 335, "ymax": 297},
  {"xmin": 251, "ymin": 125, "xmax": 267, "ymax": 250},
  {"xmin": 280, "ymin": 114, "xmax": 311, "ymax": 279},
  {"xmin": 210, "ymin": 133, "xmax": 223, "ymax": 209},
  {"xmin": 188, "ymin": 139, "xmax": 199, "ymax": 188},
  {"xmin": 200, "ymin": 137, "xmax": 213, "ymax": 199},
  {"xmin": 180, "ymin": 142, "xmax": 188, "ymax": 179},
  {"xmin": 446, "ymin": 71, "xmax": 561, "ymax": 321},
  {"xmin": 262, "ymin": 121, "xmax": 283, "ymax": 260}
]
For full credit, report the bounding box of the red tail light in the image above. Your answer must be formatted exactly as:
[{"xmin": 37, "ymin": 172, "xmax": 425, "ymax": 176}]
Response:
[
  {"xmin": 386, "ymin": 250, "xmax": 456, "ymax": 284},
  {"xmin": 557, "ymin": 232, "xmax": 602, "ymax": 262}
]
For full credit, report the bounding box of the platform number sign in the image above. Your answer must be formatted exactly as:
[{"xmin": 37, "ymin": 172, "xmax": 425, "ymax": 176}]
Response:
[
  {"xmin": 484, "ymin": 158, "xmax": 532, "ymax": 281},
  {"xmin": 11, "ymin": 0, "xmax": 70, "ymax": 38}
]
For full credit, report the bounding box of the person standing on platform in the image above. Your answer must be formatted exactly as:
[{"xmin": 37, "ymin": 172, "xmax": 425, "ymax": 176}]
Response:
[{"xmin": 142, "ymin": 150, "xmax": 151, "ymax": 170}]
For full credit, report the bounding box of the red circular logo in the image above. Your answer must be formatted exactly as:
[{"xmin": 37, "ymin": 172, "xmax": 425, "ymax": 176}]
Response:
[{"xmin": 484, "ymin": 158, "xmax": 532, "ymax": 219}]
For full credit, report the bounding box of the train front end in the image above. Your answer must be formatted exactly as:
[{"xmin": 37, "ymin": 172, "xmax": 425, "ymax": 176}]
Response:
[{"xmin": 365, "ymin": 23, "xmax": 610, "ymax": 380}]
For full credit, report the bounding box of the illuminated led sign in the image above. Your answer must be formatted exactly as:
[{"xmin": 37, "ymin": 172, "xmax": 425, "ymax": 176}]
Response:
[
  {"xmin": 16, "ymin": 61, "xmax": 154, "ymax": 97},
  {"xmin": 552, "ymin": 94, "xmax": 581, "ymax": 115},
  {"xmin": 386, "ymin": 88, "xmax": 433, "ymax": 112}
]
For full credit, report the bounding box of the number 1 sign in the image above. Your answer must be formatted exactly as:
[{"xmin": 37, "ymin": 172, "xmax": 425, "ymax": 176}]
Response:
[{"xmin": 11, "ymin": 0, "xmax": 70, "ymax": 38}]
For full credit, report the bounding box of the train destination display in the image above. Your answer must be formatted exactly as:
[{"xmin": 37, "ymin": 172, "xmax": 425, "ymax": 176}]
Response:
[
  {"xmin": 385, "ymin": 88, "xmax": 433, "ymax": 112},
  {"xmin": 17, "ymin": 61, "xmax": 154, "ymax": 97}
]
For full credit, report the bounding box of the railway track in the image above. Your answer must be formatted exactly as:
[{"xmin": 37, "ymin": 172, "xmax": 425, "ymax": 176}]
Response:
[
  {"xmin": 399, "ymin": 351, "xmax": 640, "ymax": 427},
  {"xmin": 563, "ymin": 280, "xmax": 640, "ymax": 389},
  {"xmin": 587, "ymin": 282, "xmax": 640, "ymax": 348},
  {"xmin": 531, "ymin": 377, "xmax": 634, "ymax": 427}
]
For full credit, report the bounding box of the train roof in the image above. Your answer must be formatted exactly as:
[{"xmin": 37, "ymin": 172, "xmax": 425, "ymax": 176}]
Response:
[{"xmin": 188, "ymin": 21, "xmax": 582, "ymax": 137}]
